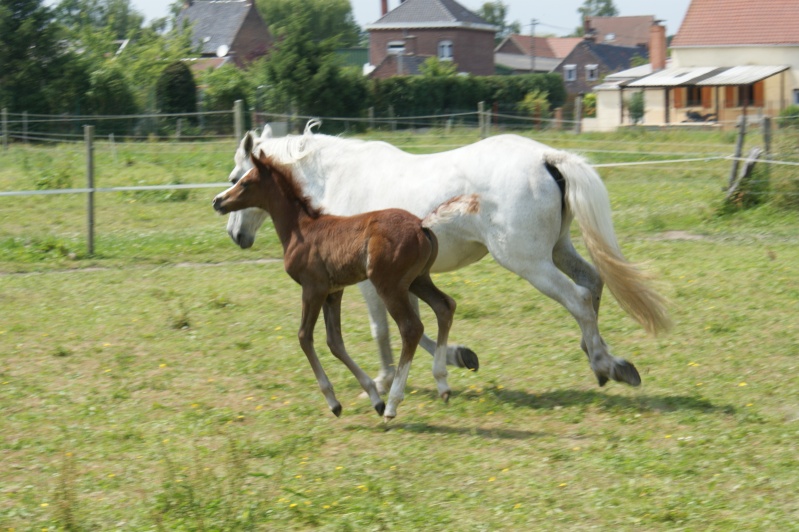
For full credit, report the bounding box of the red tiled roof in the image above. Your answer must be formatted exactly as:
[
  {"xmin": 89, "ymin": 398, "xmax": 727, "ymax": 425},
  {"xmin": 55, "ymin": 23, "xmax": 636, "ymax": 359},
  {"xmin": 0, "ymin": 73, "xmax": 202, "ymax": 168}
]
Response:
[
  {"xmin": 504, "ymin": 35, "xmax": 581, "ymax": 59},
  {"xmin": 586, "ymin": 15, "xmax": 655, "ymax": 48},
  {"xmin": 672, "ymin": 0, "xmax": 799, "ymax": 47}
]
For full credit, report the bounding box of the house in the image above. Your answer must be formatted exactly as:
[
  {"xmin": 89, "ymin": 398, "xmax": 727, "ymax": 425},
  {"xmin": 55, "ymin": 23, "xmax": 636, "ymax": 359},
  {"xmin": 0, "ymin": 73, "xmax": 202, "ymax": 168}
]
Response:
[
  {"xmin": 591, "ymin": 0, "xmax": 799, "ymax": 131},
  {"xmin": 583, "ymin": 15, "xmax": 656, "ymax": 48},
  {"xmin": 553, "ymin": 37, "xmax": 648, "ymax": 97},
  {"xmin": 365, "ymin": 0, "xmax": 497, "ymax": 78},
  {"xmin": 177, "ymin": 0, "xmax": 274, "ymax": 71},
  {"xmin": 494, "ymin": 34, "xmax": 582, "ymax": 74}
]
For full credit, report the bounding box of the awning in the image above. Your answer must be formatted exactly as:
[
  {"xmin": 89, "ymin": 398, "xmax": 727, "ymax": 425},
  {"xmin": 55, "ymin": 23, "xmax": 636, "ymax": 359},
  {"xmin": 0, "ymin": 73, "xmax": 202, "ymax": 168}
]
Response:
[
  {"xmin": 626, "ymin": 65, "xmax": 789, "ymax": 88},
  {"xmin": 695, "ymin": 65, "xmax": 789, "ymax": 86}
]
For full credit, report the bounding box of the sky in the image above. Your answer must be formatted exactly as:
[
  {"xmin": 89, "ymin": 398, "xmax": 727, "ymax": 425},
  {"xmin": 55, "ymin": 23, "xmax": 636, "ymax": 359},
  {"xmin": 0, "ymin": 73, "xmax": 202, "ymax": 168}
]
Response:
[{"xmin": 123, "ymin": 0, "xmax": 693, "ymax": 37}]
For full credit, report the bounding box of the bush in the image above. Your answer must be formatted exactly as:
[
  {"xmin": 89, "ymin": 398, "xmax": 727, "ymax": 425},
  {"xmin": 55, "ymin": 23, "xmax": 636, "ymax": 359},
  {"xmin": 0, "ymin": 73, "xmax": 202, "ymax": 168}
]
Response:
[
  {"xmin": 776, "ymin": 105, "xmax": 799, "ymax": 128},
  {"xmin": 156, "ymin": 62, "xmax": 198, "ymax": 116}
]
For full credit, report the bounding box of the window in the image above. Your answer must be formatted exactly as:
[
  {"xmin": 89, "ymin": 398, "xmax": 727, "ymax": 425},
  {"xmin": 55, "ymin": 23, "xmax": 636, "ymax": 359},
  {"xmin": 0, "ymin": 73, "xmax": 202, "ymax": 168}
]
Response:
[
  {"xmin": 387, "ymin": 41, "xmax": 405, "ymax": 55},
  {"xmin": 585, "ymin": 64, "xmax": 598, "ymax": 81},
  {"xmin": 794, "ymin": 89, "xmax": 799, "ymax": 105},
  {"xmin": 438, "ymin": 40, "xmax": 453, "ymax": 61},
  {"xmin": 686, "ymin": 86, "xmax": 702, "ymax": 107},
  {"xmin": 563, "ymin": 64, "xmax": 576, "ymax": 82}
]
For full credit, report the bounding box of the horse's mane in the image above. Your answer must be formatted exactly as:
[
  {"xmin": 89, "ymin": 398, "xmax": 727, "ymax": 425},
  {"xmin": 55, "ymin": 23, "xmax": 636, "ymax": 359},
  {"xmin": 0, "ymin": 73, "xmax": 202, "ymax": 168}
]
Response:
[
  {"xmin": 254, "ymin": 121, "xmax": 367, "ymax": 167},
  {"xmin": 259, "ymin": 154, "xmax": 324, "ymax": 219}
]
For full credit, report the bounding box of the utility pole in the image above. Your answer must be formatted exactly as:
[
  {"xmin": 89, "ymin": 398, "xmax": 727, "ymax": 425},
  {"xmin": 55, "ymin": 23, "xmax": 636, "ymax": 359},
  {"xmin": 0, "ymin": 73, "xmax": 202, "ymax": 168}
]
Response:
[{"xmin": 530, "ymin": 19, "xmax": 538, "ymax": 74}]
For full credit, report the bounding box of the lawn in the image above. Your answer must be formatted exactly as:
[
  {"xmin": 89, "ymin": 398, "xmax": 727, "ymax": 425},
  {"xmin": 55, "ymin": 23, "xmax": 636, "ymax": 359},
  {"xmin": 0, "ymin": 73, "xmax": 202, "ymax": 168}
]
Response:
[{"xmin": 1, "ymin": 127, "xmax": 798, "ymax": 530}]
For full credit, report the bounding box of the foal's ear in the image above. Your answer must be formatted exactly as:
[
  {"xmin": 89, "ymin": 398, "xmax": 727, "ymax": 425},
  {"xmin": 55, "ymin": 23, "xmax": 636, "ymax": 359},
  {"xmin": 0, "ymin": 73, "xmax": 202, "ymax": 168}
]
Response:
[{"xmin": 250, "ymin": 153, "xmax": 270, "ymax": 176}]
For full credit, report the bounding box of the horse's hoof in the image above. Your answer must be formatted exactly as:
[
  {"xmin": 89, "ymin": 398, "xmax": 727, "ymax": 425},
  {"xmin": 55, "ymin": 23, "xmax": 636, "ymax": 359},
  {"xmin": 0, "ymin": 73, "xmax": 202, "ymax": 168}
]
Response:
[
  {"xmin": 456, "ymin": 347, "xmax": 479, "ymax": 372},
  {"xmin": 331, "ymin": 404, "xmax": 342, "ymax": 417},
  {"xmin": 375, "ymin": 401, "xmax": 386, "ymax": 417},
  {"xmin": 612, "ymin": 360, "xmax": 641, "ymax": 387},
  {"xmin": 597, "ymin": 374, "xmax": 609, "ymax": 387},
  {"xmin": 440, "ymin": 391, "xmax": 451, "ymax": 403},
  {"xmin": 383, "ymin": 415, "xmax": 395, "ymax": 424}
]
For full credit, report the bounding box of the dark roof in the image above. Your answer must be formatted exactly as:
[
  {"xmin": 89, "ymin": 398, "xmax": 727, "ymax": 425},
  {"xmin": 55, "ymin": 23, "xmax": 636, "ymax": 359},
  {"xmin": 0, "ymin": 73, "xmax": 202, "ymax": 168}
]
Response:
[
  {"xmin": 367, "ymin": 0, "xmax": 495, "ymax": 30},
  {"xmin": 583, "ymin": 41, "xmax": 648, "ymax": 70},
  {"xmin": 177, "ymin": 0, "xmax": 253, "ymax": 55}
]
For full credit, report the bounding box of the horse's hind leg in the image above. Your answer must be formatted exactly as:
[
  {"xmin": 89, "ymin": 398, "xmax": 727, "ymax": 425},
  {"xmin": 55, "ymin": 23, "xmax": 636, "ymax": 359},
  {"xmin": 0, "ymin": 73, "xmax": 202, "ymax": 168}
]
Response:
[
  {"xmin": 410, "ymin": 275, "xmax": 456, "ymax": 402},
  {"xmin": 299, "ymin": 288, "xmax": 342, "ymax": 416},
  {"xmin": 323, "ymin": 291, "xmax": 385, "ymax": 417},
  {"xmin": 496, "ymin": 253, "xmax": 640, "ymax": 387}
]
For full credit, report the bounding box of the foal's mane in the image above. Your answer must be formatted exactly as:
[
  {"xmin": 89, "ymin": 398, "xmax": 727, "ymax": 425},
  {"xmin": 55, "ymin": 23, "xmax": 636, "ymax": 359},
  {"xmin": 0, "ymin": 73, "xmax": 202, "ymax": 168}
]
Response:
[{"xmin": 258, "ymin": 154, "xmax": 324, "ymax": 219}]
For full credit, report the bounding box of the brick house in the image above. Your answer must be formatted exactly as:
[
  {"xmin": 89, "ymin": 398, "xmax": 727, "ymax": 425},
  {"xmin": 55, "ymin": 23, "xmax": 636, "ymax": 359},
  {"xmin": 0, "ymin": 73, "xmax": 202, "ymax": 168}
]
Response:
[
  {"xmin": 365, "ymin": 0, "xmax": 497, "ymax": 78},
  {"xmin": 177, "ymin": 0, "xmax": 274, "ymax": 71},
  {"xmin": 591, "ymin": 0, "xmax": 799, "ymax": 130},
  {"xmin": 583, "ymin": 15, "xmax": 656, "ymax": 48},
  {"xmin": 494, "ymin": 34, "xmax": 581, "ymax": 74},
  {"xmin": 553, "ymin": 37, "xmax": 648, "ymax": 96}
]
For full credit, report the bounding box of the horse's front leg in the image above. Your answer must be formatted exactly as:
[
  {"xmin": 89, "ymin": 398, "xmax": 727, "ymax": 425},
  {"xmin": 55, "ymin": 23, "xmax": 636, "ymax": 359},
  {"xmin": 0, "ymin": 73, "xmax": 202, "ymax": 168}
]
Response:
[
  {"xmin": 357, "ymin": 281, "xmax": 395, "ymax": 394},
  {"xmin": 298, "ymin": 288, "xmax": 342, "ymax": 416},
  {"xmin": 410, "ymin": 276, "xmax": 456, "ymax": 402},
  {"xmin": 323, "ymin": 291, "xmax": 385, "ymax": 417}
]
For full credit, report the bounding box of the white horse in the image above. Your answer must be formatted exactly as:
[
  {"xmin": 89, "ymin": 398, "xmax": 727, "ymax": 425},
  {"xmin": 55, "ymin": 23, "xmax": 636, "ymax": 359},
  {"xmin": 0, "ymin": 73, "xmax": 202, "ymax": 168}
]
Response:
[{"xmin": 224, "ymin": 122, "xmax": 671, "ymax": 393}]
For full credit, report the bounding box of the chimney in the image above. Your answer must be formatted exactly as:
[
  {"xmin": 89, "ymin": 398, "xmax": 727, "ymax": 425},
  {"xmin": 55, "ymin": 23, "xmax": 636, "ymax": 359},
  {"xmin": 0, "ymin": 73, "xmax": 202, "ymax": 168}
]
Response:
[
  {"xmin": 649, "ymin": 21, "xmax": 667, "ymax": 71},
  {"xmin": 404, "ymin": 35, "xmax": 416, "ymax": 56},
  {"xmin": 583, "ymin": 17, "xmax": 592, "ymax": 36},
  {"xmin": 381, "ymin": 0, "xmax": 388, "ymax": 16}
]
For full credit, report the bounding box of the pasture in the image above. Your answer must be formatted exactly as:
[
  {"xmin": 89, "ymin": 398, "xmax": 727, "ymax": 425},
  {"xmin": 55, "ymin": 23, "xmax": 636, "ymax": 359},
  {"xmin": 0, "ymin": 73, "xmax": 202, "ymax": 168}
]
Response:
[{"xmin": 1, "ymin": 128, "xmax": 798, "ymax": 529}]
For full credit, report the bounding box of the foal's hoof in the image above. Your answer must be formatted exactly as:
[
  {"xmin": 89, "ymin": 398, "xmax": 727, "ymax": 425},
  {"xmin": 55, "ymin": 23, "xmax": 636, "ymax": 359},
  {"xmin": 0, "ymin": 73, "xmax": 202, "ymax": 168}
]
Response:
[
  {"xmin": 331, "ymin": 404, "xmax": 343, "ymax": 417},
  {"xmin": 440, "ymin": 391, "xmax": 451, "ymax": 403},
  {"xmin": 455, "ymin": 347, "xmax": 479, "ymax": 372},
  {"xmin": 611, "ymin": 360, "xmax": 642, "ymax": 387},
  {"xmin": 375, "ymin": 401, "xmax": 386, "ymax": 417},
  {"xmin": 597, "ymin": 374, "xmax": 609, "ymax": 387}
]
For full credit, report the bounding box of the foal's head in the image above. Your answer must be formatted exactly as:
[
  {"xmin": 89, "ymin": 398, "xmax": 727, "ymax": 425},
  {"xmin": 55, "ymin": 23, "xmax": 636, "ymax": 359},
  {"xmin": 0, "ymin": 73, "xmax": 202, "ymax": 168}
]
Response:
[{"xmin": 213, "ymin": 154, "xmax": 322, "ymax": 217}]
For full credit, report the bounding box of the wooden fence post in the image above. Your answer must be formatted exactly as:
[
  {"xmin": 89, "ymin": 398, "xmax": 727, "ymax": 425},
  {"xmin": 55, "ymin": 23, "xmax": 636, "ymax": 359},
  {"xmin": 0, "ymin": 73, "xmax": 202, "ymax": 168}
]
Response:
[
  {"xmin": 85, "ymin": 125, "xmax": 95, "ymax": 256},
  {"xmin": 2, "ymin": 108, "xmax": 7, "ymax": 150},
  {"xmin": 478, "ymin": 101, "xmax": 485, "ymax": 138},
  {"xmin": 728, "ymin": 114, "xmax": 747, "ymax": 190},
  {"xmin": 573, "ymin": 95, "xmax": 583, "ymax": 134},
  {"xmin": 234, "ymin": 99, "xmax": 244, "ymax": 140}
]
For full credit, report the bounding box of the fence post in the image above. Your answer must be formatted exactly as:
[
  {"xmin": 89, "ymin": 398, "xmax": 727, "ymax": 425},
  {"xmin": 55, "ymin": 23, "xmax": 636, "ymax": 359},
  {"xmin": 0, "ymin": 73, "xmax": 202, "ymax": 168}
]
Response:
[
  {"xmin": 728, "ymin": 114, "xmax": 747, "ymax": 190},
  {"xmin": 478, "ymin": 101, "xmax": 485, "ymax": 138},
  {"xmin": 234, "ymin": 99, "xmax": 244, "ymax": 140},
  {"xmin": 573, "ymin": 95, "xmax": 583, "ymax": 134},
  {"xmin": 368, "ymin": 107, "xmax": 375, "ymax": 130},
  {"xmin": 2, "ymin": 108, "xmax": 7, "ymax": 150},
  {"xmin": 85, "ymin": 125, "xmax": 95, "ymax": 256},
  {"xmin": 22, "ymin": 111, "xmax": 28, "ymax": 143}
]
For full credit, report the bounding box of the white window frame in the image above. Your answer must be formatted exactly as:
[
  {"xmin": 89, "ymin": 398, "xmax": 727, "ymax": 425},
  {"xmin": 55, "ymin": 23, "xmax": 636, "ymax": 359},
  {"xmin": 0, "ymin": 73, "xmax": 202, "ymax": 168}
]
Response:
[
  {"xmin": 387, "ymin": 41, "xmax": 405, "ymax": 55},
  {"xmin": 438, "ymin": 40, "xmax": 453, "ymax": 61},
  {"xmin": 563, "ymin": 64, "xmax": 577, "ymax": 82},
  {"xmin": 585, "ymin": 64, "xmax": 599, "ymax": 81}
]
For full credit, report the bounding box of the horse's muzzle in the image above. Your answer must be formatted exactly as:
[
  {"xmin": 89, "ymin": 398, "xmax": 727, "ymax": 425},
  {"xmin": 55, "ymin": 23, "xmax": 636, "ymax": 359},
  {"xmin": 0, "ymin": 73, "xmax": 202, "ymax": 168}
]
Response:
[{"xmin": 212, "ymin": 195, "xmax": 227, "ymax": 215}]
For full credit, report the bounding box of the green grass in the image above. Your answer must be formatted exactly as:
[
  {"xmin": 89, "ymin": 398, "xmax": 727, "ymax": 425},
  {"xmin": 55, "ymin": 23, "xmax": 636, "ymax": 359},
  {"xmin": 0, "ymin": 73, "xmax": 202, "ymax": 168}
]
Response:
[{"xmin": 1, "ymin": 129, "xmax": 799, "ymax": 529}]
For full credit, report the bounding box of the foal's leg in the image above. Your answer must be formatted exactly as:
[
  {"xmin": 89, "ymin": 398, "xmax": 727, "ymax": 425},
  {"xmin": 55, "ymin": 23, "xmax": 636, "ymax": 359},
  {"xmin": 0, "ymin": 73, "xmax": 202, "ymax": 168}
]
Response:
[
  {"xmin": 413, "ymin": 294, "xmax": 479, "ymax": 372},
  {"xmin": 322, "ymin": 291, "xmax": 385, "ymax": 417},
  {"xmin": 410, "ymin": 275, "xmax": 456, "ymax": 402},
  {"xmin": 379, "ymin": 290, "xmax": 425, "ymax": 421},
  {"xmin": 357, "ymin": 281, "xmax": 395, "ymax": 395},
  {"xmin": 298, "ymin": 288, "xmax": 342, "ymax": 416}
]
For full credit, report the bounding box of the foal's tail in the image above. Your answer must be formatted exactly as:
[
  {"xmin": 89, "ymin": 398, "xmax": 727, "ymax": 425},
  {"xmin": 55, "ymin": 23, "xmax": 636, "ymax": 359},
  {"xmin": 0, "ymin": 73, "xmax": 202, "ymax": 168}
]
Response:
[
  {"xmin": 422, "ymin": 194, "xmax": 480, "ymax": 228},
  {"xmin": 544, "ymin": 151, "xmax": 672, "ymax": 335}
]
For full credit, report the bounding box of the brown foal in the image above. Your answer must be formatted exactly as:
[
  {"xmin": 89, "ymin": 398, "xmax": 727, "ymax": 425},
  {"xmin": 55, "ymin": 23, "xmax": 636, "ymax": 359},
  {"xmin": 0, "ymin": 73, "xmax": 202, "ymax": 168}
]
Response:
[{"xmin": 212, "ymin": 151, "xmax": 478, "ymax": 421}]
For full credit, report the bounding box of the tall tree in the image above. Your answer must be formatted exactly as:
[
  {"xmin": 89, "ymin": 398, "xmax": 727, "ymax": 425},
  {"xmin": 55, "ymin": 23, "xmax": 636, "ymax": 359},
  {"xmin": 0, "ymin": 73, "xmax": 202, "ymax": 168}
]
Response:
[
  {"xmin": 478, "ymin": 1, "xmax": 521, "ymax": 44},
  {"xmin": 578, "ymin": 0, "xmax": 619, "ymax": 20},
  {"xmin": 256, "ymin": 0, "xmax": 360, "ymax": 48}
]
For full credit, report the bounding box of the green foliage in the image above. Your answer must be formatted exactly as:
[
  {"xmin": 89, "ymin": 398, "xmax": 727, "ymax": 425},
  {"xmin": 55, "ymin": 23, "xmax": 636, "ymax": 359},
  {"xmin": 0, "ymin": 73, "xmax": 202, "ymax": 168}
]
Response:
[
  {"xmin": 419, "ymin": 57, "xmax": 459, "ymax": 78},
  {"xmin": 627, "ymin": 91, "xmax": 645, "ymax": 125},
  {"xmin": 156, "ymin": 61, "xmax": 198, "ymax": 116},
  {"xmin": 201, "ymin": 65, "xmax": 252, "ymax": 113},
  {"xmin": 578, "ymin": 0, "xmax": 619, "ymax": 19},
  {"xmin": 478, "ymin": 1, "xmax": 521, "ymax": 44},
  {"xmin": 582, "ymin": 92, "xmax": 597, "ymax": 118},
  {"xmin": 776, "ymin": 104, "xmax": 799, "ymax": 128},
  {"xmin": 518, "ymin": 89, "xmax": 552, "ymax": 119},
  {"xmin": 256, "ymin": 0, "xmax": 360, "ymax": 47}
]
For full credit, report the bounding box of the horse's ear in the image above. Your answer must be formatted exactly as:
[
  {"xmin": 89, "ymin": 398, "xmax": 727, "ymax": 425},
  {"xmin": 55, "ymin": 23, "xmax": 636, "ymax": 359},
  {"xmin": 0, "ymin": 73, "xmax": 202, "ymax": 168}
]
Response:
[
  {"xmin": 261, "ymin": 125, "xmax": 273, "ymax": 139},
  {"xmin": 243, "ymin": 132, "xmax": 254, "ymax": 155}
]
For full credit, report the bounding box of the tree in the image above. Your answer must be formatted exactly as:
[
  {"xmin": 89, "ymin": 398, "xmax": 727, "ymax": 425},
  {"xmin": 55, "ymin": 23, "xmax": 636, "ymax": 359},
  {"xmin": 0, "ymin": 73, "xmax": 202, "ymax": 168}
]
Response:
[
  {"xmin": 478, "ymin": 1, "xmax": 521, "ymax": 44},
  {"xmin": 419, "ymin": 57, "xmax": 458, "ymax": 77},
  {"xmin": 578, "ymin": 0, "xmax": 619, "ymax": 20},
  {"xmin": 256, "ymin": 0, "xmax": 360, "ymax": 47},
  {"xmin": 156, "ymin": 61, "xmax": 197, "ymax": 115},
  {"xmin": 627, "ymin": 91, "xmax": 644, "ymax": 125}
]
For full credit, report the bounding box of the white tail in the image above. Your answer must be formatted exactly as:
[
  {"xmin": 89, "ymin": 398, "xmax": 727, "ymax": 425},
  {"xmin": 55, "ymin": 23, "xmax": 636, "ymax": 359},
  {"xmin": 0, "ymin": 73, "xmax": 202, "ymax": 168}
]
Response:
[
  {"xmin": 544, "ymin": 152, "xmax": 672, "ymax": 335},
  {"xmin": 423, "ymin": 194, "xmax": 480, "ymax": 228}
]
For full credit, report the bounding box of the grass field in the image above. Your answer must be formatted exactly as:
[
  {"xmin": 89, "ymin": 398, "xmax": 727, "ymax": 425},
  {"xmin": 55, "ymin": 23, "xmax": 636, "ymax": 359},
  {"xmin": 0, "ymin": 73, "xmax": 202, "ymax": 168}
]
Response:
[{"xmin": 1, "ymin": 127, "xmax": 799, "ymax": 530}]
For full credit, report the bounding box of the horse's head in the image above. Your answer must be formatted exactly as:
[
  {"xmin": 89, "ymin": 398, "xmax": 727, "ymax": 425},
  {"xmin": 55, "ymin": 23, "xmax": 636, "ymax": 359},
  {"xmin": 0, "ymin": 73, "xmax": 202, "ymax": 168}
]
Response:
[{"xmin": 222, "ymin": 128, "xmax": 273, "ymax": 248}]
